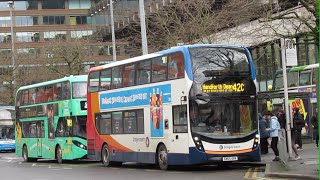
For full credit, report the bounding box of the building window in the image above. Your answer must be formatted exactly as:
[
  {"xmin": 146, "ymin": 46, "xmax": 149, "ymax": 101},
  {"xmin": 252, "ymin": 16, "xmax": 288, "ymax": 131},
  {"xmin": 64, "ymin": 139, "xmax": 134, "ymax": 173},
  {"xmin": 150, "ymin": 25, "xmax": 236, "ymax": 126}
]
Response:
[
  {"xmin": 43, "ymin": 16, "xmax": 65, "ymax": 25},
  {"xmin": 12, "ymin": 1, "xmax": 38, "ymax": 10},
  {"xmin": 69, "ymin": 0, "xmax": 91, "ymax": 9},
  {"xmin": 42, "ymin": 0, "xmax": 65, "ymax": 9},
  {"xmin": 69, "ymin": 16, "xmax": 91, "ymax": 25}
]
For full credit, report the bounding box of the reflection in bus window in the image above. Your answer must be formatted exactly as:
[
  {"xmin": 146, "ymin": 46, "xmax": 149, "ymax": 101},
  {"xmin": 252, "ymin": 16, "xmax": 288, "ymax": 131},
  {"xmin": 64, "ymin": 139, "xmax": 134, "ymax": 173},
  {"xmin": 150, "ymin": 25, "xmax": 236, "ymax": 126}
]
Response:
[
  {"xmin": 112, "ymin": 112, "xmax": 123, "ymax": 134},
  {"xmin": 168, "ymin": 52, "xmax": 184, "ymax": 80},
  {"xmin": 100, "ymin": 69, "xmax": 111, "ymax": 90},
  {"xmin": 123, "ymin": 64, "xmax": 136, "ymax": 87},
  {"xmin": 152, "ymin": 56, "xmax": 167, "ymax": 83},
  {"xmin": 299, "ymin": 71, "xmax": 311, "ymax": 86},
  {"xmin": 88, "ymin": 71, "xmax": 100, "ymax": 92},
  {"xmin": 112, "ymin": 66, "xmax": 123, "ymax": 89},
  {"xmin": 72, "ymin": 82, "xmax": 87, "ymax": 98},
  {"xmin": 137, "ymin": 61, "xmax": 151, "ymax": 85}
]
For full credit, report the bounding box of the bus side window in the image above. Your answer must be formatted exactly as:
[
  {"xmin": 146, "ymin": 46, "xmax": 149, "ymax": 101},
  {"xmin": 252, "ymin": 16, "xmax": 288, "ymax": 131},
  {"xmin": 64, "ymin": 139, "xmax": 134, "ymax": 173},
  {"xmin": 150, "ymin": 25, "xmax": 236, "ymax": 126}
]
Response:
[
  {"xmin": 299, "ymin": 70, "xmax": 311, "ymax": 86},
  {"xmin": 112, "ymin": 66, "xmax": 123, "ymax": 89},
  {"xmin": 137, "ymin": 60, "xmax": 151, "ymax": 85},
  {"xmin": 123, "ymin": 64, "xmax": 136, "ymax": 87},
  {"xmin": 312, "ymin": 68, "xmax": 318, "ymax": 84},
  {"xmin": 172, "ymin": 105, "xmax": 188, "ymax": 133},
  {"xmin": 62, "ymin": 82, "xmax": 70, "ymax": 100},
  {"xmin": 168, "ymin": 52, "xmax": 184, "ymax": 80},
  {"xmin": 16, "ymin": 91, "xmax": 22, "ymax": 106},
  {"xmin": 88, "ymin": 71, "xmax": 100, "ymax": 92},
  {"xmin": 100, "ymin": 69, "xmax": 111, "ymax": 90}
]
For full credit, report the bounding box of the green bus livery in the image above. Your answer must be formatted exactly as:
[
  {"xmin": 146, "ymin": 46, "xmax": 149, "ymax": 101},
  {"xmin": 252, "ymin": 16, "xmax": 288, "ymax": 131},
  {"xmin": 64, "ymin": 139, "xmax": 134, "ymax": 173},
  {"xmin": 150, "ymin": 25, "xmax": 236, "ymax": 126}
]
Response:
[{"xmin": 15, "ymin": 75, "xmax": 88, "ymax": 163}]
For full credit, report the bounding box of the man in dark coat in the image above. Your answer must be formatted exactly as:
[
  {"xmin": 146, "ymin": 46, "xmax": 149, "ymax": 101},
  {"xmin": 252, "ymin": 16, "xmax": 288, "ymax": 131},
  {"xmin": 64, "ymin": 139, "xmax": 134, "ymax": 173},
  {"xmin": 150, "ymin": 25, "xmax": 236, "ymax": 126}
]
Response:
[
  {"xmin": 311, "ymin": 109, "xmax": 318, "ymax": 147},
  {"xmin": 293, "ymin": 107, "xmax": 305, "ymax": 150},
  {"xmin": 259, "ymin": 113, "xmax": 269, "ymax": 154}
]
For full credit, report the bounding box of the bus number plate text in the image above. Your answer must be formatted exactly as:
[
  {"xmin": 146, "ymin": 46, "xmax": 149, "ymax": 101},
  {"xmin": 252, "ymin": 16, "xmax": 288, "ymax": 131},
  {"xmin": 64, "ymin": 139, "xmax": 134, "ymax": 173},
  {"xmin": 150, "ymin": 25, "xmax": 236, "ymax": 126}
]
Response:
[{"xmin": 222, "ymin": 156, "xmax": 238, "ymax": 161}]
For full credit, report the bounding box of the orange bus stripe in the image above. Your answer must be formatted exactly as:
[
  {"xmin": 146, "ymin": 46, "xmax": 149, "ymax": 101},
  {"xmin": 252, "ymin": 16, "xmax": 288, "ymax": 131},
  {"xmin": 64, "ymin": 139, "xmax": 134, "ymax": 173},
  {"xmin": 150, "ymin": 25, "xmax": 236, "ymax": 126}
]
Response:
[{"xmin": 205, "ymin": 148, "xmax": 252, "ymax": 155}]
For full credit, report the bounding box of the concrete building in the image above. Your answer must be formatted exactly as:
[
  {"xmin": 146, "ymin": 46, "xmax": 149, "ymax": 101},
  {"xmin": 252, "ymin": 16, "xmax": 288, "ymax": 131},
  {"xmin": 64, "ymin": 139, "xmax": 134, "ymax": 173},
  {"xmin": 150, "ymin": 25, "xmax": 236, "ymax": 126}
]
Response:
[{"xmin": 0, "ymin": 0, "xmax": 129, "ymax": 84}]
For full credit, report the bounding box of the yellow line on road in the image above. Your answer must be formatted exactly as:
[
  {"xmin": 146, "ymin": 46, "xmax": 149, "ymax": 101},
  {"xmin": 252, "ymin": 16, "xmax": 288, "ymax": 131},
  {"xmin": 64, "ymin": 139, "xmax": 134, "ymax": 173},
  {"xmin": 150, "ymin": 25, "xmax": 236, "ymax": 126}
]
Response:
[
  {"xmin": 244, "ymin": 168, "xmax": 252, "ymax": 179},
  {"xmin": 252, "ymin": 168, "xmax": 258, "ymax": 178}
]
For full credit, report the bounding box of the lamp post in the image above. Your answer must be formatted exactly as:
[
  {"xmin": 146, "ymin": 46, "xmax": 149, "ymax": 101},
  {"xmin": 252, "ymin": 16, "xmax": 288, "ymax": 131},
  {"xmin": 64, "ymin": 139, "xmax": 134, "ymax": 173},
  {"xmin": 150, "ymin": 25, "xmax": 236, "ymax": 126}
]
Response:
[
  {"xmin": 8, "ymin": 1, "xmax": 16, "ymax": 92},
  {"xmin": 110, "ymin": 0, "xmax": 116, "ymax": 61},
  {"xmin": 138, "ymin": 0, "xmax": 148, "ymax": 55}
]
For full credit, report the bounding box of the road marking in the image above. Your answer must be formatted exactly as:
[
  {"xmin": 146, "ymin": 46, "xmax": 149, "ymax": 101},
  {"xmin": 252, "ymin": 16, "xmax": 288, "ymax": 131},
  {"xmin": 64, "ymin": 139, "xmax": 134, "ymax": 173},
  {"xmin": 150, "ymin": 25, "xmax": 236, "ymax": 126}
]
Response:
[
  {"xmin": 244, "ymin": 168, "xmax": 252, "ymax": 179},
  {"xmin": 252, "ymin": 168, "xmax": 258, "ymax": 178},
  {"xmin": 8, "ymin": 160, "xmax": 12, "ymax": 162}
]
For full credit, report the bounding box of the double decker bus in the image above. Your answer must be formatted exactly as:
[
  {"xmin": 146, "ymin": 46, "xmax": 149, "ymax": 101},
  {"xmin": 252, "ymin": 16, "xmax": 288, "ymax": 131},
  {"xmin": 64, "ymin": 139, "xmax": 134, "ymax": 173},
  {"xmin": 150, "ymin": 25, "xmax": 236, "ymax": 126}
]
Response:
[
  {"xmin": 87, "ymin": 44, "xmax": 259, "ymax": 170},
  {"xmin": 0, "ymin": 106, "xmax": 15, "ymax": 152},
  {"xmin": 15, "ymin": 75, "xmax": 88, "ymax": 163}
]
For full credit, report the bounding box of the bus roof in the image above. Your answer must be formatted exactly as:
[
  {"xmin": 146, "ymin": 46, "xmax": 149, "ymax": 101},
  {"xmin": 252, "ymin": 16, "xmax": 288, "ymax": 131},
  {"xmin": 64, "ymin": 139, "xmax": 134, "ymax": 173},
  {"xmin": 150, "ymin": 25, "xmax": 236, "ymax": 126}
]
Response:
[
  {"xmin": 290, "ymin": 63, "xmax": 319, "ymax": 72},
  {"xmin": 17, "ymin": 75, "xmax": 88, "ymax": 91},
  {"xmin": 89, "ymin": 44, "xmax": 247, "ymax": 72}
]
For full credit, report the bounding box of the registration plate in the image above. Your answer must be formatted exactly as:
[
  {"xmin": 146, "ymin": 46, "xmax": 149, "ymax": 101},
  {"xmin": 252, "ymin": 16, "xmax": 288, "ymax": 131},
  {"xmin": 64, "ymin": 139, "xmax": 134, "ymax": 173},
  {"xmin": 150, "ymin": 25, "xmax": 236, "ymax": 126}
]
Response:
[{"xmin": 222, "ymin": 156, "xmax": 238, "ymax": 161}]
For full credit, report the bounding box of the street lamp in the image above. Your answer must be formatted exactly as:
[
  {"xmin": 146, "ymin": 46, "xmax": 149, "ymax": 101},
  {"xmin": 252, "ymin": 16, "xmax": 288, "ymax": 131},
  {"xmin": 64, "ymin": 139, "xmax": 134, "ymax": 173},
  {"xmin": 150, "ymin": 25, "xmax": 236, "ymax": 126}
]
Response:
[
  {"xmin": 109, "ymin": 0, "xmax": 116, "ymax": 61},
  {"xmin": 138, "ymin": 0, "xmax": 148, "ymax": 55},
  {"xmin": 8, "ymin": 1, "xmax": 15, "ymax": 89}
]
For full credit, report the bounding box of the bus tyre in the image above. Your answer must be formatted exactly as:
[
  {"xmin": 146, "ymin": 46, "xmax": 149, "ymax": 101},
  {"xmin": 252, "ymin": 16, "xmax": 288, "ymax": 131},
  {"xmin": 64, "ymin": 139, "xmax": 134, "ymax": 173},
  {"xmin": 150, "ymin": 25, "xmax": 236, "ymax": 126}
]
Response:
[
  {"xmin": 157, "ymin": 144, "xmax": 169, "ymax": 170},
  {"xmin": 101, "ymin": 144, "xmax": 122, "ymax": 167},
  {"xmin": 101, "ymin": 144, "xmax": 111, "ymax": 166},
  {"xmin": 56, "ymin": 146, "xmax": 63, "ymax": 164},
  {"xmin": 22, "ymin": 146, "xmax": 29, "ymax": 162}
]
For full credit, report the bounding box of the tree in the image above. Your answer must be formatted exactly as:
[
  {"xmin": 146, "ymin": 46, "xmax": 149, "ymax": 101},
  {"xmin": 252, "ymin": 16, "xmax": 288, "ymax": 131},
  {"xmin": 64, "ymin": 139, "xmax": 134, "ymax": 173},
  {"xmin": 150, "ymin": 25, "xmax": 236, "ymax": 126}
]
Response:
[
  {"xmin": 38, "ymin": 37, "xmax": 95, "ymax": 77},
  {"xmin": 260, "ymin": 0, "xmax": 318, "ymax": 44},
  {"xmin": 120, "ymin": 0, "xmax": 261, "ymax": 55}
]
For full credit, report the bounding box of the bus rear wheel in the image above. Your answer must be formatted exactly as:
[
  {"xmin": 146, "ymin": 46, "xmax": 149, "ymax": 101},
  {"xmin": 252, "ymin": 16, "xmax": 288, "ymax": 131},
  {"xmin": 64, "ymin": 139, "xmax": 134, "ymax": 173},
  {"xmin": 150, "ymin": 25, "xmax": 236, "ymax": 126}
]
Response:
[
  {"xmin": 56, "ymin": 146, "xmax": 63, "ymax": 164},
  {"xmin": 101, "ymin": 144, "xmax": 121, "ymax": 167},
  {"xmin": 157, "ymin": 144, "xmax": 169, "ymax": 170}
]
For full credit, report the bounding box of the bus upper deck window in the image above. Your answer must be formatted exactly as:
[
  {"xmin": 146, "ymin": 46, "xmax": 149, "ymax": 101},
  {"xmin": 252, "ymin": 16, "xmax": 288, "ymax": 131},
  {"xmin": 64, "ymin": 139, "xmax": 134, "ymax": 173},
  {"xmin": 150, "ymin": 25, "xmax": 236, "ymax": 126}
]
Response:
[
  {"xmin": 299, "ymin": 71, "xmax": 311, "ymax": 86},
  {"xmin": 168, "ymin": 52, "xmax": 184, "ymax": 80}
]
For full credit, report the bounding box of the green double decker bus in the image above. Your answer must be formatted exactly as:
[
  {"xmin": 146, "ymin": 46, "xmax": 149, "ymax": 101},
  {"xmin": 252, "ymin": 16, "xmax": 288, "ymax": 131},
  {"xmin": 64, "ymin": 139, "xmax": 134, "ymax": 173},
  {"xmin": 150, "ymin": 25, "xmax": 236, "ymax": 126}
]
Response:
[{"xmin": 15, "ymin": 75, "xmax": 88, "ymax": 163}]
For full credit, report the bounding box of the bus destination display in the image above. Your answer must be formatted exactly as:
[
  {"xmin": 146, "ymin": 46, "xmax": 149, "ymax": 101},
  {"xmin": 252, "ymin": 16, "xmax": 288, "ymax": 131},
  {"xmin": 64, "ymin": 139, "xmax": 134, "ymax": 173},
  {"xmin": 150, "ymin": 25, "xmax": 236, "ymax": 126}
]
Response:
[{"xmin": 202, "ymin": 83, "xmax": 245, "ymax": 93}]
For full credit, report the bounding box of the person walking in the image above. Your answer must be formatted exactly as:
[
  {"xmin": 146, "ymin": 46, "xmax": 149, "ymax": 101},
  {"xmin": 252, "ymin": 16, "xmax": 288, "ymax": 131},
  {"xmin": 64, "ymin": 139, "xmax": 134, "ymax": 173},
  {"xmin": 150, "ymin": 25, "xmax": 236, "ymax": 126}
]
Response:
[
  {"xmin": 264, "ymin": 111, "xmax": 281, "ymax": 161},
  {"xmin": 311, "ymin": 109, "xmax": 318, "ymax": 147},
  {"xmin": 293, "ymin": 107, "xmax": 304, "ymax": 150},
  {"xmin": 259, "ymin": 113, "xmax": 269, "ymax": 154}
]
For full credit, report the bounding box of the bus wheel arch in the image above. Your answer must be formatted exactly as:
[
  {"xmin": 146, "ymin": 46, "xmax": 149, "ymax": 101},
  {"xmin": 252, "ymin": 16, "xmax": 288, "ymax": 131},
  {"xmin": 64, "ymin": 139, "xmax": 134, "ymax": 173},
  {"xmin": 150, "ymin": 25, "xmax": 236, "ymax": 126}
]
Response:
[
  {"xmin": 55, "ymin": 144, "xmax": 63, "ymax": 164},
  {"xmin": 101, "ymin": 143, "xmax": 122, "ymax": 167},
  {"xmin": 156, "ymin": 143, "xmax": 169, "ymax": 170}
]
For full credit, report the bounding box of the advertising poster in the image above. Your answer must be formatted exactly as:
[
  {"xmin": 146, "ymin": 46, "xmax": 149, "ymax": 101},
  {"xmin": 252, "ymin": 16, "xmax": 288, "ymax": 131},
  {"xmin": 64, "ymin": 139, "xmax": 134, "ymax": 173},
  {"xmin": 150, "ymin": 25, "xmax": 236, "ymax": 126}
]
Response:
[{"xmin": 99, "ymin": 84, "xmax": 171, "ymax": 138}]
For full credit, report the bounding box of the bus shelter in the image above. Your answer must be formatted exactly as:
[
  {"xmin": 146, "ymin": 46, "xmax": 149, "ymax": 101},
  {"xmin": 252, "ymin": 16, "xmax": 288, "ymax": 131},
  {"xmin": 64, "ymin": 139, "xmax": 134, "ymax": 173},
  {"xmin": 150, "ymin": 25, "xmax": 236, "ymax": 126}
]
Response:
[{"xmin": 257, "ymin": 91, "xmax": 314, "ymax": 139}]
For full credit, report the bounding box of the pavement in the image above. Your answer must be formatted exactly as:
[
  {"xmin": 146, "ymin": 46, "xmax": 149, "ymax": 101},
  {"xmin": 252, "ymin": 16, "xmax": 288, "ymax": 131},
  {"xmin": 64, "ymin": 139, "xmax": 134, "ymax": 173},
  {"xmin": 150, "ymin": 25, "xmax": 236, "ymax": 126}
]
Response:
[{"xmin": 262, "ymin": 142, "xmax": 319, "ymax": 180}]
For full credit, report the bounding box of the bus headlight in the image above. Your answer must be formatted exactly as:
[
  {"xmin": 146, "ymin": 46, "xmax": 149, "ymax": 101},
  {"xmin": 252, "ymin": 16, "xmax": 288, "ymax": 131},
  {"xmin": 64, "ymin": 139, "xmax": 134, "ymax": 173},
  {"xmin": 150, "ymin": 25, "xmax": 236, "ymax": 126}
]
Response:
[
  {"xmin": 72, "ymin": 140, "xmax": 87, "ymax": 150},
  {"xmin": 252, "ymin": 134, "xmax": 260, "ymax": 150},
  {"xmin": 193, "ymin": 136, "xmax": 204, "ymax": 152}
]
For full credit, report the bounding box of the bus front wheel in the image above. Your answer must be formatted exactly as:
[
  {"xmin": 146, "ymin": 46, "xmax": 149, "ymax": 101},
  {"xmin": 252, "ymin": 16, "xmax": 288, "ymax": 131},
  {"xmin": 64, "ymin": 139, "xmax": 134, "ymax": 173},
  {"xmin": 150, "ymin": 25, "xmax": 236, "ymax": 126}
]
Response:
[
  {"xmin": 56, "ymin": 146, "xmax": 63, "ymax": 164},
  {"xmin": 157, "ymin": 144, "xmax": 169, "ymax": 170},
  {"xmin": 22, "ymin": 146, "xmax": 29, "ymax": 162}
]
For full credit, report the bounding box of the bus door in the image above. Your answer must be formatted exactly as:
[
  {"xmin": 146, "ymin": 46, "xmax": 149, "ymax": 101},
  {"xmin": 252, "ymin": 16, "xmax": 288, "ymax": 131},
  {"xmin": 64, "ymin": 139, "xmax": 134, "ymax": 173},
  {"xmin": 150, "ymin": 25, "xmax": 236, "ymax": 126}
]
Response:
[
  {"xmin": 37, "ymin": 121, "xmax": 44, "ymax": 157},
  {"xmin": 170, "ymin": 105, "xmax": 189, "ymax": 154}
]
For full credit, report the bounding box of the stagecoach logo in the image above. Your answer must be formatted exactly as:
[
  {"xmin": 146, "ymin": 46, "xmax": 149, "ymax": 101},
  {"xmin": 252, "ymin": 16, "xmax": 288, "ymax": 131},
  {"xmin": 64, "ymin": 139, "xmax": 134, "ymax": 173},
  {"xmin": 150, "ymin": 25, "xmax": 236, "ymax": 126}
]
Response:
[{"xmin": 219, "ymin": 145, "xmax": 241, "ymax": 150}]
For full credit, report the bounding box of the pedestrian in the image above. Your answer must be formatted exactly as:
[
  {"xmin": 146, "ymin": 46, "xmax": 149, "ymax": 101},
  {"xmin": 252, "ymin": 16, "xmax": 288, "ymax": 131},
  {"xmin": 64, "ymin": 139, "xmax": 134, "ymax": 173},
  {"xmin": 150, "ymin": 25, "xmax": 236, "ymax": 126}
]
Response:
[
  {"xmin": 264, "ymin": 111, "xmax": 281, "ymax": 161},
  {"xmin": 259, "ymin": 113, "xmax": 269, "ymax": 154},
  {"xmin": 277, "ymin": 109, "xmax": 286, "ymax": 129},
  {"xmin": 311, "ymin": 109, "xmax": 318, "ymax": 147},
  {"xmin": 293, "ymin": 107, "xmax": 304, "ymax": 150},
  {"xmin": 290, "ymin": 114, "xmax": 301, "ymax": 160}
]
